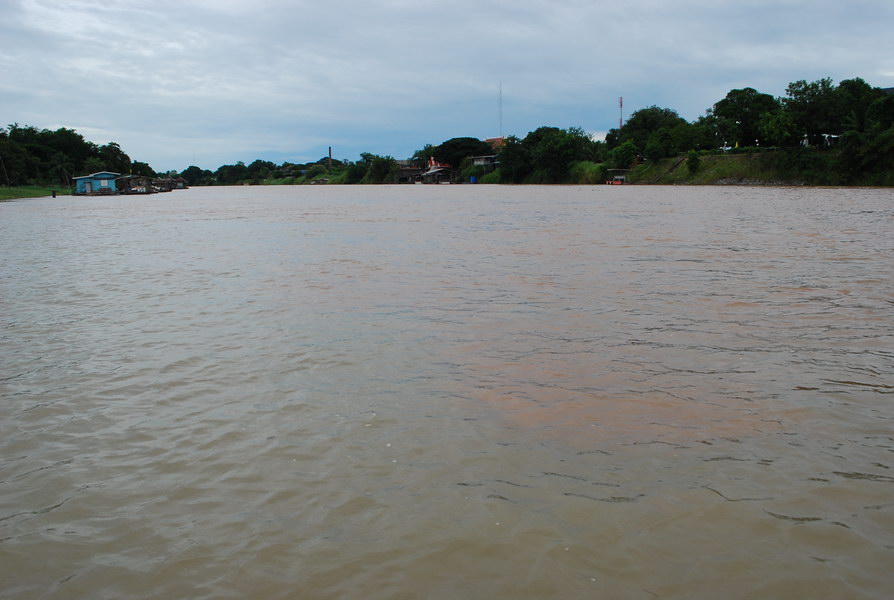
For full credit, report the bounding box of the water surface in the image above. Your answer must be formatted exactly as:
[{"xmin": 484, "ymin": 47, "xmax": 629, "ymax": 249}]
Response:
[{"xmin": 2, "ymin": 185, "xmax": 892, "ymax": 599}]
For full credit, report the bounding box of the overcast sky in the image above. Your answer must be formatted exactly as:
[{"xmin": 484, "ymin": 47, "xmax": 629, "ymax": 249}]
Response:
[{"xmin": 2, "ymin": 0, "xmax": 892, "ymax": 172}]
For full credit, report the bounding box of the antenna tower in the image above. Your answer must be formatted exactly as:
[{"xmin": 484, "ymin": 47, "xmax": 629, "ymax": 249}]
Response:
[
  {"xmin": 499, "ymin": 82, "xmax": 503, "ymax": 138},
  {"xmin": 619, "ymin": 97, "xmax": 624, "ymax": 129}
]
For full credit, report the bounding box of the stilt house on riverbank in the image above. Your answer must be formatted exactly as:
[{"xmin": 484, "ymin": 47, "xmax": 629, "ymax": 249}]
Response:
[
  {"xmin": 150, "ymin": 177, "xmax": 188, "ymax": 192},
  {"xmin": 117, "ymin": 175, "xmax": 152, "ymax": 194},
  {"xmin": 395, "ymin": 160, "xmax": 424, "ymax": 184},
  {"xmin": 72, "ymin": 172, "xmax": 188, "ymax": 195},
  {"xmin": 419, "ymin": 157, "xmax": 457, "ymax": 184},
  {"xmin": 72, "ymin": 171, "xmax": 119, "ymax": 195}
]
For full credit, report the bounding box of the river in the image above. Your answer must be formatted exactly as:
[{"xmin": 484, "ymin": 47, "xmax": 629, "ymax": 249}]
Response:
[{"xmin": 1, "ymin": 185, "xmax": 892, "ymax": 599}]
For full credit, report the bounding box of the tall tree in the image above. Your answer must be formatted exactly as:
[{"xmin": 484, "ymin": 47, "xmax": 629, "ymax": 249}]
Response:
[
  {"xmin": 758, "ymin": 110, "xmax": 797, "ymax": 147},
  {"xmin": 215, "ymin": 161, "xmax": 248, "ymax": 184},
  {"xmin": 433, "ymin": 137, "xmax": 493, "ymax": 169},
  {"xmin": 783, "ymin": 78, "xmax": 841, "ymax": 146},
  {"xmin": 179, "ymin": 165, "xmax": 206, "ymax": 185},
  {"xmin": 497, "ymin": 136, "xmax": 531, "ymax": 183},
  {"xmin": 711, "ymin": 87, "xmax": 780, "ymax": 147},
  {"xmin": 838, "ymin": 94, "xmax": 894, "ymax": 182},
  {"xmin": 98, "ymin": 142, "xmax": 132, "ymax": 173},
  {"xmin": 608, "ymin": 141, "xmax": 638, "ymax": 169},
  {"xmin": 411, "ymin": 143, "xmax": 437, "ymax": 168},
  {"xmin": 835, "ymin": 78, "xmax": 886, "ymax": 133},
  {"xmin": 610, "ymin": 106, "xmax": 687, "ymax": 151},
  {"xmin": 360, "ymin": 153, "xmax": 397, "ymax": 184},
  {"xmin": 131, "ymin": 161, "xmax": 156, "ymax": 177}
]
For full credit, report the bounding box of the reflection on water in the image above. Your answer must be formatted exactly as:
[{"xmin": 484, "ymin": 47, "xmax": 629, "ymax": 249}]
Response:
[{"xmin": 2, "ymin": 185, "xmax": 893, "ymax": 599}]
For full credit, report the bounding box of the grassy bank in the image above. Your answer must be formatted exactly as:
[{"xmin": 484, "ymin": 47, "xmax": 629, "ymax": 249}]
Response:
[
  {"xmin": 626, "ymin": 153, "xmax": 788, "ymax": 185},
  {"xmin": 626, "ymin": 149, "xmax": 894, "ymax": 186},
  {"xmin": 0, "ymin": 186, "xmax": 70, "ymax": 201}
]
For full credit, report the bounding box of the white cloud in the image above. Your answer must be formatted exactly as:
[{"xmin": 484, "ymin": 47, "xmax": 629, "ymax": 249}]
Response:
[{"xmin": 3, "ymin": 0, "xmax": 893, "ymax": 171}]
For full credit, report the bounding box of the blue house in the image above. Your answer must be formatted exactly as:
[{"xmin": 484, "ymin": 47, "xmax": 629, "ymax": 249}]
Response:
[{"xmin": 73, "ymin": 171, "xmax": 120, "ymax": 195}]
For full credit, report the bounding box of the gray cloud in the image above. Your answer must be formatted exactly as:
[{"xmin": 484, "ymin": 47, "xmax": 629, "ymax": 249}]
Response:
[{"xmin": 3, "ymin": 0, "xmax": 892, "ymax": 171}]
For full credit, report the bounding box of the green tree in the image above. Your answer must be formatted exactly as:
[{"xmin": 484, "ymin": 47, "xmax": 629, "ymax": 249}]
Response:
[
  {"xmin": 0, "ymin": 123, "xmax": 154, "ymax": 184},
  {"xmin": 48, "ymin": 151, "xmax": 74, "ymax": 185},
  {"xmin": 610, "ymin": 106, "xmax": 687, "ymax": 151},
  {"xmin": 347, "ymin": 152, "xmax": 397, "ymax": 184},
  {"xmin": 608, "ymin": 141, "xmax": 637, "ymax": 169},
  {"xmin": 47, "ymin": 127, "xmax": 94, "ymax": 173},
  {"xmin": 179, "ymin": 165, "xmax": 207, "ymax": 185},
  {"xmin": 643, "ymin": 136, "xmax": 664, "ymax": 162},
  {"xmin": 131, "ymin": 161, "xmax": 156, "ymax": 177},
  {"xmin": 663, "ymin": 121, "xmax": 712, "ymax": 153},
  {"xmin": 305, "ymin": 164, "xmax": 326, "ymax": 179},
  {"xmin": 711, "ymin": 87, "xmax": 780, "ymax": 147},
  {"xmin": 838, "ymin": 94, "xmax": 894, "ymax": 182},
  {"xmin": 783, "ymin": 78, "xmax": 841, "ymax": 146},
  {"xmin": 643, "ymin": 126, "xmax": 683, "ymax": 161},
  {"xmin": 491, "ymin": 126, "xmax": 598, "ymax": 183},
  {"xmin": 411, "ymin": 143, "xmax": 437, "ymax": 168},
  {"xmin": 246, "ymin": 159, "xmax": 275, "ymax": 182},
  {"xmin": 433, "ymin": 137, "xmax": 493, "ymax": 169},
  {"xmin": 497, "ymin": 136, "xmax": 531, "ymax": 183},
  {"xmin": 362, "ymin": 154, "xmax": 397, "ymax": 183},
  {"xmin": 83, "ymin": 157, "xmax": 106, "ymax": 174},
  {"xmin": 215, "ymin": 161, "xmax": 248, "ymax": 184},
  {"xmin": 98, "ymin": 142, "xmax": 132, "ymax": 173},
  {"xmin": 687, "ymin": 150, "xmax": 700, "ymax": 174},
  {"xmin": 758, "ymin": 110, "xmax": 796, "ymax": 147},
  {"xmin": 523, "ymin": 126, "xmax": 593, "ymax": 181},
  {"xmin": 343, "ymin": 158, "xmax": 368, "ymax": 184},
  {"xmin": 835, "ymin": 78, "xmax": 886, "ymax": 133},
  {"xmin": 0, "ymin": 134, "xmax": 32, "ymax": 184}
]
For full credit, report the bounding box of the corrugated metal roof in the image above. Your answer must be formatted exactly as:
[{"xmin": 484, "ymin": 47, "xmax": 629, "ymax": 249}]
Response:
[{"xmin": 73, "ymin": 171, "xmax": 120, "ymax": 179}]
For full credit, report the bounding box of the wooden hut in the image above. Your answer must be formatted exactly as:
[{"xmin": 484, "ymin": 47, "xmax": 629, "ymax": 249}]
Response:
[
  {"xmin": 116, "ymin": 175, "xmax": 154, "ymax": 194},
  {"xmin": 152, "ymin": 178, "xmax": 174, "ymax": 192}
]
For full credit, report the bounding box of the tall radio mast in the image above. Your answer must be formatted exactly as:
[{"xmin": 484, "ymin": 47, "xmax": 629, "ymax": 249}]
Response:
[
  {"xmin": 499, "ymin": 82, "xmax": 503, "ymax": 138},
  {"xmin": 619, "ymin": 96, "xmax": 624, "ymax": 129}
]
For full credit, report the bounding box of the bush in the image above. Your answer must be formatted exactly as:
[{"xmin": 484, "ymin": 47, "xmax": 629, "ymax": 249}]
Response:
[
  {"xmin": 305, "ymin": 164, "xmax": 326, "ymax": 179},
  {"xmin": 522, "ymin": 169, "xmax": 551, "ymax": 184},
  {"xmin": 756, "ymin": 148, "xmax": 842, "ymax": 185},
  {"xmin": 460, "ymin": 164, "xmax": 489, "ymax": 182},
  {"xmin": 568, "ymin": 161, "xmax": 606, "ymax": 184},
  {"xmin": 687, "ymin": 150, "xmax": 701, "ymax": 174},
  {"xmin": 478, "ymin": 170, "xmax": 501, "ymax": 184}
]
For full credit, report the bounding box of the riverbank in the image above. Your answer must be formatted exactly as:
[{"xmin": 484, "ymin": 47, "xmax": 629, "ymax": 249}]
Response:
[
  {"xmin": 624, "ymin": 150, "xmax": 894, "ymax": 186},
  {"xmin": 0, "ymin": 186, "xmax": 69, "ymax": 201},
  {"xmin": 623, "ymin": 153, "xmax": 797, "ymax": 185}
]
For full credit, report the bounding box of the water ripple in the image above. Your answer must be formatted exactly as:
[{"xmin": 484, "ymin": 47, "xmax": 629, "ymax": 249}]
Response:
[{"xmin": 1, "ymin": 185, "xmax": 892, "ymax": 599}]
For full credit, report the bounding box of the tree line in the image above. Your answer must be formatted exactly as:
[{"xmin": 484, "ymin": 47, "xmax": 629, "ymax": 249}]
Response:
[
  {"xmin": 0, "ymin": 124, "xmax": 156, "ymax": 186},
  {"xmin": 192, "ymin": 76, "xmax": 891, "ymax": 186},
  {"xmin": 600, "ymin": 77, "xmax": 893, "ymax": 184},
  {"xmin": 3, "ymin": 76, "xmax": 892, "ymax": 188},
  {"xmin": 493, "ymin": 77, "xmax": 892, "ymax": 185}
]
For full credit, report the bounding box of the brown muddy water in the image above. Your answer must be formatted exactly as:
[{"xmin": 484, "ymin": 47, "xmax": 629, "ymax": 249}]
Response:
[{"xmin": 1, "ymin": 185, "xmax": 892, "ymax": 599}]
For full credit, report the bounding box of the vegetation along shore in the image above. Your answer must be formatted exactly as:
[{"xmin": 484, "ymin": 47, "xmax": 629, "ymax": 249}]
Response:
[{"xmin": 2, "ymin": 76, "xmax": 892, "ymax": 197}]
